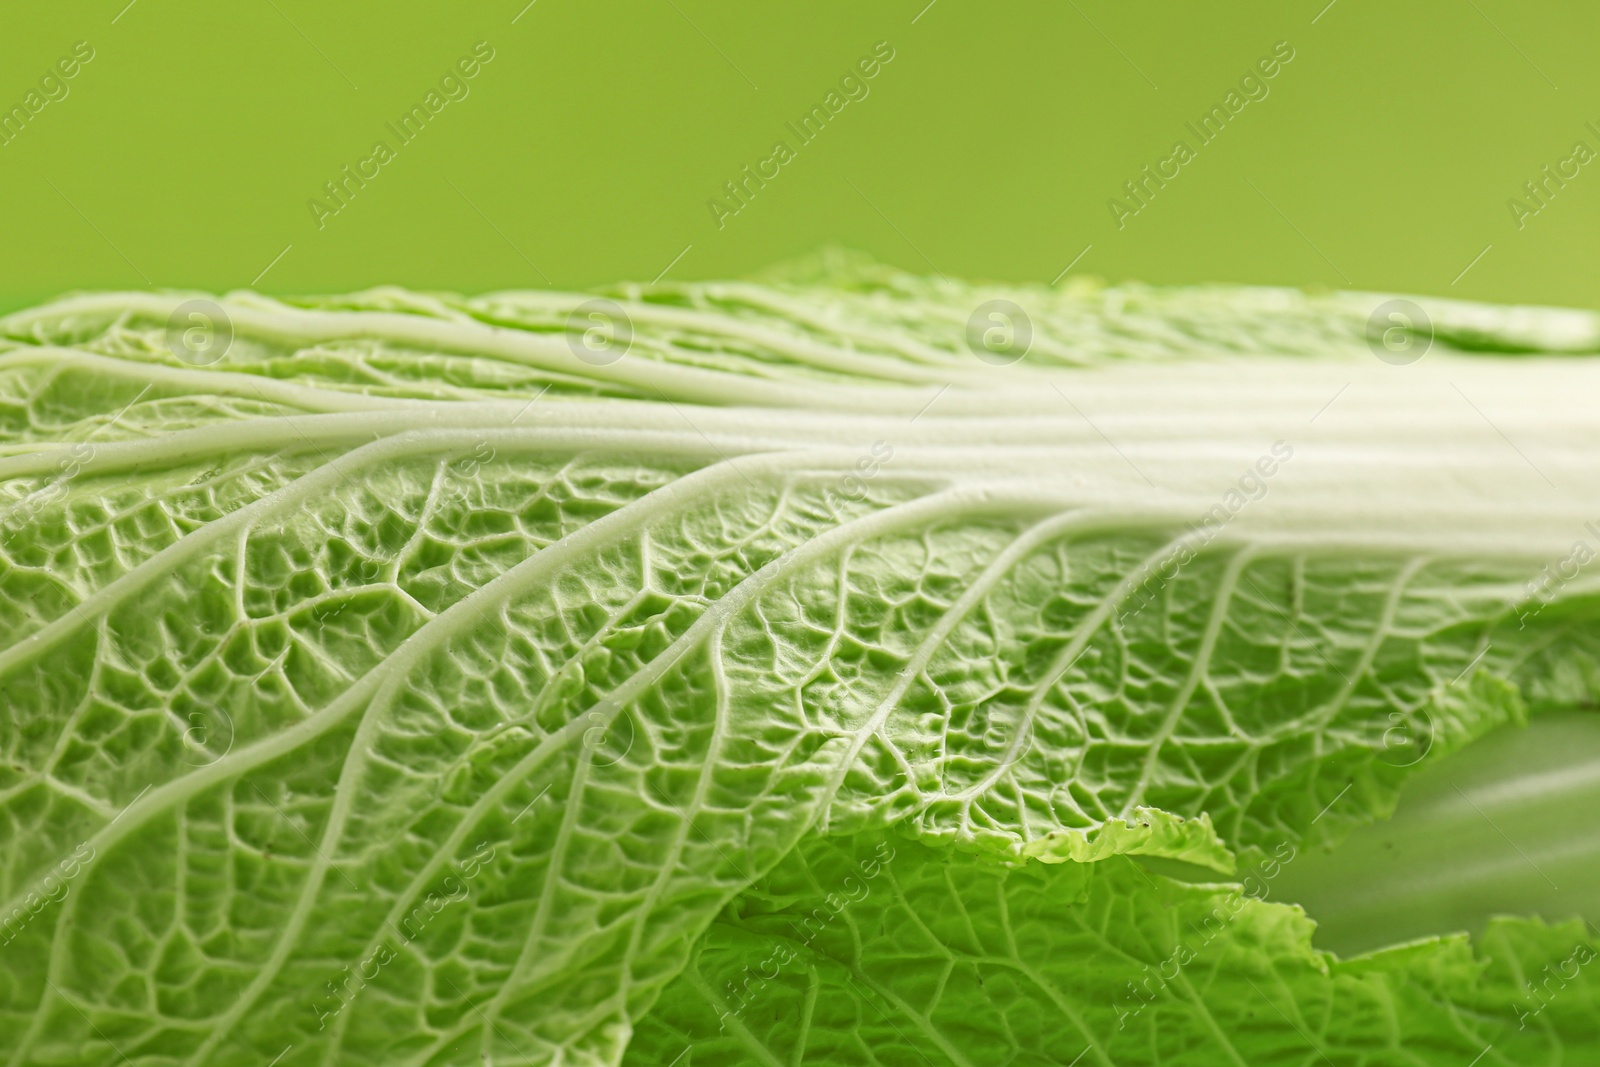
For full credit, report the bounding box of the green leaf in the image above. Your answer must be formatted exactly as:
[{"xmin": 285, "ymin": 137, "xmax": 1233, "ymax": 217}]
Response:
[
  {"xmin": 0, "ymin": 270, "xmax": 1597, "ymax": 1065},
  {"xmin": 626, "ymin": 831, "xmax": 1600, "ymax": 1067}
]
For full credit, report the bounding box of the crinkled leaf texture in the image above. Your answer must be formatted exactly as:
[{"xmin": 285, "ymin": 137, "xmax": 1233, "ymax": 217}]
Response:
[
  {"xmin": 628, "ymin": 832, "xmax": 1600, "ymax": 1066},
  {"xmin": 0, "ymin": 257, "xmax": 1597, "ymax": 1066}
]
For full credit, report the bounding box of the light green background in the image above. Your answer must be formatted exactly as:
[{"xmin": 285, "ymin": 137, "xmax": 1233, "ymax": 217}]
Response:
[{"xmin": 0, "ymin": 0, "xmax": 1595, "ymax": 314}]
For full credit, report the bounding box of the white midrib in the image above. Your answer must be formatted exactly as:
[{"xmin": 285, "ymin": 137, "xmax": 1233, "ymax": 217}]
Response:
[
  {"xmin": 0, "ymin": 347, "xmax": 431, "ymax": 414},
  {"xmin": 18, "ymin": 294, "xmax": 931, "ymax": 412}
]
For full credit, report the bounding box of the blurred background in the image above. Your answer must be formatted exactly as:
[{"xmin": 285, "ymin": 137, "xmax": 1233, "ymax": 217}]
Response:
[{"xmin": 0, "ymin": 0, "xmax": 1595, "ymax": 313}]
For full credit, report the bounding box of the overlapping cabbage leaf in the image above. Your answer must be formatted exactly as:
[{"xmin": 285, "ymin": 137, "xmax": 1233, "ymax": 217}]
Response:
[{"xmin": 1, "ymin": 253, "xmax": 1597, "ymax": 1066}]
